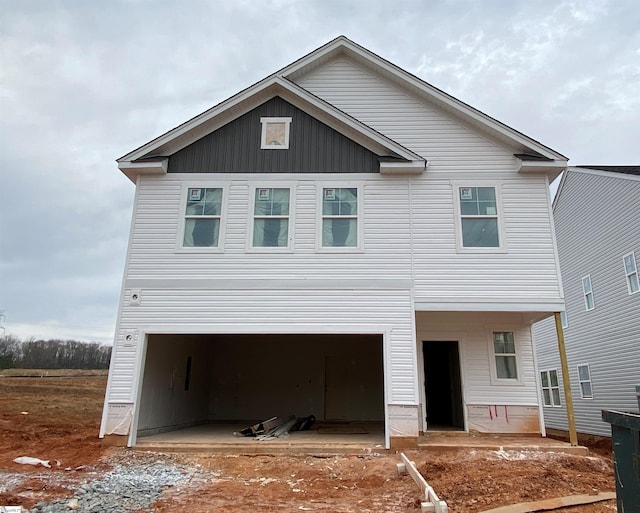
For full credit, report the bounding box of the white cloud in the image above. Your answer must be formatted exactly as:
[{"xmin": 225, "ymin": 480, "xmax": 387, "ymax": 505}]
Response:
[{"xmin": 1, "ymin": 0, "xmax": 638, "ymax": 342}]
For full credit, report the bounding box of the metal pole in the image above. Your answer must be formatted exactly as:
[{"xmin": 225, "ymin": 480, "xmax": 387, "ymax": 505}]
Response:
[{"xmin": 555, "ymin": 312, "xmax": 578, "ymax": 446}]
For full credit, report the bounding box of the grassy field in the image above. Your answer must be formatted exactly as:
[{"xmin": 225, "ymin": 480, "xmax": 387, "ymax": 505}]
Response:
[{"xmin": 0, "ymin": 368, "xmax": 109, "ymax": 377}]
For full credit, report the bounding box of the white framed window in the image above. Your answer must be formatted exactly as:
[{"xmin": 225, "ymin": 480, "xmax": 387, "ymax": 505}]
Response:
[
  {"xmin": 321, "ymin": 187, "xmax": 358, "ymax": 248},
  {"xmin": 492, "ymin": 331, "xmax": 518, "ymax": 380},
  {"xmin": 560, "ymin": 310, "xmax": 568, "ymax": 329},
  {"xmin": 252, "ymin": 187, "xmax": 290, "ymax": 248},
  {"xmin": 455, "ymin": 185, "xmax": 504, "ymax": 250},
  {"xmin": 540, "ymin": 369, "xmax": 561, "ymax": 407},
  {"xmin": 260, "ymin": 117, "xmax": 292, "ymax": 149},
  {"xmin": 582, "ymin": 275, "xmax": 595, "ymax": 310},
  {"xmin": 623, "ymin": 252, "xmax": 639, "ymax": 294},
  {"xmin": 182, "ymin": 187, "xmax": 223, "ymax": 248},
  {"xmin": 577, "ymin": 364, "xmax": 593, "ymax": 399}
]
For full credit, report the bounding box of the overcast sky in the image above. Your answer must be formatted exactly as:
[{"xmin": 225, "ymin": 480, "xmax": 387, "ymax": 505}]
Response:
[{"xmin": 1, "ymin": 0, "xmax": 638, "ymax": 344}]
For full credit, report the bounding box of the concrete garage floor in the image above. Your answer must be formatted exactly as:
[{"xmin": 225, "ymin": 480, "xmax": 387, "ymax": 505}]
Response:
[
  {"xmin": 135, "ymin": 421, "xmax": 386, "ymax": 454},
  {"xmin": 134, "ymin": 422, "xmax": 587, "ymax": 455}
]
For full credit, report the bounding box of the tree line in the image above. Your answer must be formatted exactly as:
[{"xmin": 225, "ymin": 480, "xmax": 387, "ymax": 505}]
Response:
[{"xmin": 0, "ymin": 335, "xmax": 112, "ymax": 369}]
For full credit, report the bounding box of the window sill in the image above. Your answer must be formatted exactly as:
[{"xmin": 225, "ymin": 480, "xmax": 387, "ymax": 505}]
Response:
[
  {"xmin": 175, "ymin": 247, "xmax": 224, "ymax": 254},
  {"xmin": 315, "ymin": 247, "xmax": 364, "ymax": 254},
  {"xmin": 456, "ymin": 246, "xmax": 508, "ymax": 254}
]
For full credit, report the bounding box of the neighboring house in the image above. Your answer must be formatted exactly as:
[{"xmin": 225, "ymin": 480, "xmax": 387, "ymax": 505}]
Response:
[
  {"xmin": 100, "ymin": 36, "xmax": 568, "ymax": 448},
  {"xmin": 534, "ymin": 166, "xmax": 640, "ymax": 437}
]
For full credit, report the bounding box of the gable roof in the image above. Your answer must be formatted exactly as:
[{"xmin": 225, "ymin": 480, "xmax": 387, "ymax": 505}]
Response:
[
  {"xmin": 553, "ymin": 165, "xmax": 640, "ymax": 210},
  {"xmin": 118, "ymin": 36, "xmax": 567, "ymax": 181},
  {"xmin": 575, "ymin": 165, "xmax": 640, "ymax": 176},
  {"xmin": 281, "ymin": 36, "xmax": 568, "ymax": 166}
]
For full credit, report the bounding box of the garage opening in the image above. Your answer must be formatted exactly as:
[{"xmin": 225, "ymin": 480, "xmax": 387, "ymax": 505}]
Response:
[{"xmin": 136, "ymin": 334, "xmax": 384, "ymax": 445}]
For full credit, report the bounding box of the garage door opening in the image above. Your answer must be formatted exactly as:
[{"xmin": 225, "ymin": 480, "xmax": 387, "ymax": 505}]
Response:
[{"xmin": 135, "ymin": 333, "xmax": 385, "ymax": 446}]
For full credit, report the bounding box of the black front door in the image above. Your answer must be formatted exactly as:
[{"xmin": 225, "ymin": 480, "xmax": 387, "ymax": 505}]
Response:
[{"xmin": 423, "ymin": 341, "xmax": 464, "ymax": 429}]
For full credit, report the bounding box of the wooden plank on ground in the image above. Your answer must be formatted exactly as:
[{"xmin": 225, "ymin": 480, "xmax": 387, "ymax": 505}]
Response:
[
  {"xmin": 399, "ymin": 453, "xmax": 448, "ymax": 513},
  {"xmin": 478, "ymin": 491, "xmax": 616, "ymax": 513}
]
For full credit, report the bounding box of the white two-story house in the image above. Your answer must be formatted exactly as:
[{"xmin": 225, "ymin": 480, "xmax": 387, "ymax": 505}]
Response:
[{"xmin": 100, "ymin": 36, "xmax": 568, "ymax": 448}]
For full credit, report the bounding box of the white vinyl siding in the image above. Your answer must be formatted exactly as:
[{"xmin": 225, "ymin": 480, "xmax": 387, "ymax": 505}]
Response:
[
  {"xmin": 577, "ymin": 364, "xmax": 593, "ymax": 399},
  {"xmin": 623, "ymin": 251, "xmax": 639, "ymax": 294},
  {"xmin": 296, "ymin": 58, "xmax": 563, "ymax": 308},
  {"xmin": 582, "ymin": 275, "xmax": 594, "ymax": 310}
]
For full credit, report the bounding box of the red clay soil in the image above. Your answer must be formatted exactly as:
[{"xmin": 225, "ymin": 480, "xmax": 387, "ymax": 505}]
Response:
[{"xmin": 0, "ymin": 373, "xmax": 617, "ymax": 512}]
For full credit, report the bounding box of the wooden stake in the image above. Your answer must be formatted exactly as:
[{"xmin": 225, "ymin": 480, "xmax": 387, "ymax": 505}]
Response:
[{"xmin": 554, "ymin": 312, "xmax": 578, "ymax": 446}]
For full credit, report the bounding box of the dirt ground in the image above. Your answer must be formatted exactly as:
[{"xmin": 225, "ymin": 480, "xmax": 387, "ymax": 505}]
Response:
[{"xmin": 0, "ymin": 372, "xmax": 617, "ymax": 512}]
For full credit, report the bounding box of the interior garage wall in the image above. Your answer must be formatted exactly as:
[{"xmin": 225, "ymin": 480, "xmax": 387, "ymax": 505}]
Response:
[
  {"xmin": 207, "ymin": 334, "xmax": 384, "ymax": 422},
  {"xmin": 137, "ymin": 335, "xmax": 212, "ymax": 433}
]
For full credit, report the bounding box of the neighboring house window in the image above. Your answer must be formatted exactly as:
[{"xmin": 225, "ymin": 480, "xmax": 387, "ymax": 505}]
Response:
[
  {"xmin": 253, "ymin": 187, "xmax": 290, "ymax": 247},
  {"xmin": 623, "ymin": 252, "xmax": 639, "ymax": 294},
  {"xmin": 540, "ymin": 369, "xmax": 561, "ymax": 407},
  {"xmin": 582, "ymin": 275, "xmax": 595, "ymax": 310},
  {"xmin": 560, "ymin": 310, "xmax": 568, "ymax": 329},
  {"xmin": 577, "ymin": 364, "xmax": 593, "ymax": 399},
  {"xmin": 260, "ymin": 117, "xmax": 292, "ymax": 149},
  {"xmin": 322, "ymin": 187, "xmax": 358, "ymax": 247},
  {"xmin": 458, "ymin": 186, "xmax": 500, "ymax": 248},
  {"xmin": 492, "ymin": 331, "xmax": 518, "ymax": 380},
  {"xmin": 183, "ymin": 187, "xmax": 223, "ymax": 247}
]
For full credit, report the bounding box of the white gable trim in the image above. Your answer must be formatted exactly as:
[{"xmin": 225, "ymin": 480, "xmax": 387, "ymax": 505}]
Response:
[
  {"xmin": 118, "ymin": 76, "xmax": 425, "ymax": 169},
  {"xmin": 118, "ymin": 160, "xmax": 168, "ymax": 182},
  {"xmin": 280, "ymin": 36, "xmax": 568, "ymax": 163}
]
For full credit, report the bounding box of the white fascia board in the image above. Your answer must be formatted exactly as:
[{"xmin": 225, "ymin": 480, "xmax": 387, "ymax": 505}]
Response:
[
  {"xmin": 118, "ymin": 159, "xmax": 167, "ymax": 183},
  {"xmin": 379, "ymin": 160, "xmax": 427, "ymax": 175},
  {"xmin": 281, "ymin": 37, "xmax": 567, "ymax": 162},
  {"xmin": 517, "ymin": 160, "xmax": 567, "ymax": 173},
  {"xmin": 414, "ymin": 299, "xmax": 566, "ymax": 312},
  {"xmin": 517, "ymin": 159, "xmax": 567, "ymax": 183}
]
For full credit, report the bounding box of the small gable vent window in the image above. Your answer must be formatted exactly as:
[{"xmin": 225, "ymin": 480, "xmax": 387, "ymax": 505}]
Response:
[{"xmin": 260, "ymin": 117, "xmax": 292, "ymax": 149}]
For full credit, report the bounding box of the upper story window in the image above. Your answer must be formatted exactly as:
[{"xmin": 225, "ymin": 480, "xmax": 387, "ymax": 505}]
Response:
[
  {"xmin": 623, "ymin": 251, "xmax": 639, "ymax": 294},
  {"xmin": 492, "ymin": 331, "xmax": 518, "ymax": 380},
  {"xmin": 577, "ymin": 364, "xmax": 593, "ymax": 399},
  {"xmin": 260, "ymin": 117, "xmax": 292, "ymax": 149},
  {"xmin": 322, "ymin": 187, "xmax": 358, "ymax": 248},
  {"xmin": 458, "ymin": 186, "xmax": 501, "ymax": 249},
  {"xmin": 253, "ymin": 187, "xmax": 290, "ymax": 248},
  {"xmin": 540, "ymin": 369, "xmax": 561, "ymax": 407},
  {"xmin": 582, "ymin": 275, "xmax": 595, "ymax": 310},
  {"xmin": 183, "ymin": 187, "xmax": 223, "ymax": 247}
]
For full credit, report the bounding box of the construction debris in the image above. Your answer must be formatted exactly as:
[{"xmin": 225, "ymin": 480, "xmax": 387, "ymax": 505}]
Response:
[
  {"xmin": 397, "ymin": 452, "xmax": 448, "ymax": 513},
  {"xmin": 234, "ymin": 415, "xmax": 316, "ymax": 440},
  {"xmin": 477, "ymin": 491, "xmax": 617, "ymax": 513}
]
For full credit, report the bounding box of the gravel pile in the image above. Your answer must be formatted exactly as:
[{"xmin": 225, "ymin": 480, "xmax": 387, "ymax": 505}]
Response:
[{"xmin": 28, "ymin": 452, "xmax": 209, "ymax": 513}]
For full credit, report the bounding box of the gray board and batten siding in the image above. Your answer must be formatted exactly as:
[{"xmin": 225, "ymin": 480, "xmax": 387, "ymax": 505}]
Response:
[
  {"xmin": 534, "ymin": 167, "xmax": 640, "ymax": 437},
  {"xmin": 168, "ymin": 96, "xmax": 382, "ymax": 174}
]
